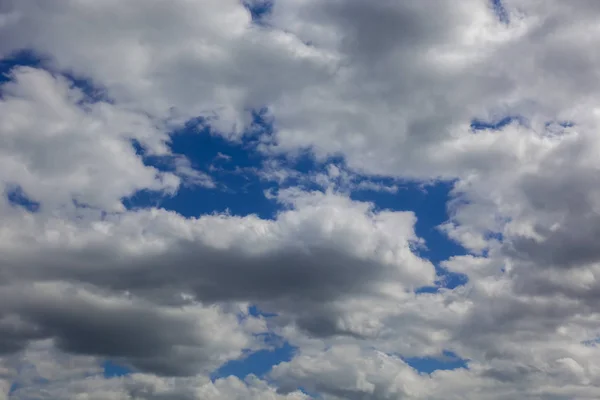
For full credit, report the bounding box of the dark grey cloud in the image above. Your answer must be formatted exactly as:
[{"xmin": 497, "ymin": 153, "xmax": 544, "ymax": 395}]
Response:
[
  {"xmin": 0, "ymin": 317, "xmax": 47, "ymax": 354},
  {"xmin": 1, "ymin": 238, "xmax": 423, "ymax": 344},
  {"xmin": 506, "ymin": 215, "xmax": 600, "ymax": 269},
  {"xmin": 504, "ymin": 155, "xmax": 600, "ymax": 269},
  {"xmin": 0, "ymin": 192, "xmax": 431, "ymax": 377},
  {"xmin": 16, "ymin": 245, "xmax": 395, "ymax": 303},
  {"xmin": 317, "ymin": 0, "xmax": 453, "ymax": 59},
  {"xmin": 0, "ymin": 283, "xmax": 250, "ymax": 376}
]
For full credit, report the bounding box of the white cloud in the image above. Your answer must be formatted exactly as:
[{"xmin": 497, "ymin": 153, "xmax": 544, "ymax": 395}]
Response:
[
  {"xmin": 0, "ymin": 66, "xmax": 180, "ymax": 212},
  {"xmin": 2, "ymin": 0, "xmax": 600, "ymax": 398},
  {"xmin": 0, "ymin": 0, "xmax": 334, "ymax": 134},
  {"xmin": 0, "ymin": 188, "xmax": 434, "ymax": 308},
  {"xmin": 271, "ymin": 341, "xmax": 600, "ymax": 400},
  {"xmin": 2, "ymin": 341, "xmax": 309, "ymax": 400}
]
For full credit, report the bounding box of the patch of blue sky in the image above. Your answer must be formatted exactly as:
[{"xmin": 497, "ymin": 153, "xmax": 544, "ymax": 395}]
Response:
[
  {"xmin": 490, "ymin": 0, "xmax": 510, "ymax": 24},
  {"xmin": 213, "ymin": 309, "xmax": 296, "ymax": 381},
  {"xmin": 248, "ymin": 304, "xmax": 276, "ymax": 318},
  {"xmin": 243, "ymin": 0, "xmax": 273, "ymax": 24},
  {"xmin": 583, "ymin": 337, "xmax": 600, "ymax": 347},
  {"xmin": 403, "ymin": 350, "xmax": 469, "ymax": 374},
  {"xmin": 212, "ymin": 341, "xmax": 296, "ymax": 381},
  {"xmin": 123, "ymin": 119, "xmax": 280, "ymax": 219},
  {"xmin": 470, "ymin": 115, "xmax": 522, "ymax": 131},
  {"xmin": 103, "ymin": 360, "xmax": 132, "ymax": 378},
  {"xmin": 5, "ymin": 184, "xmax": 40, "ymax": 212},
  {"xmin": 0, "ymin": 49, "xmax": 46, "ymax": 85},
  {"xmin": 9, "ymin": 382, "xmax": 18, "ymax": 394}
]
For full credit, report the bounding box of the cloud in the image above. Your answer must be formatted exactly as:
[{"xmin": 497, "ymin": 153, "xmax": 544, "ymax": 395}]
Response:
[
  {"xmin": 2, "ymin": 341, "xmax": 309, "ymax": 400},
  {"xmin": 272, "ymin": 344, "xmax": 425, "ymax": 399},
  {"xmin": 2, "ymin": 0, "xmax": 600, "ymax": 178},
  {"xmin": 0, "ymin": 282, "xmax": 259, "ymax": 376},
  {"xmin": 271, "ymin": 342, "xmax": 600, "ymax": 400},
  {"xmin": 0, "ymin": 66, "xmax": 180, "ymax": 212},
  {"xmin": 0, "ymin": 0, "xmax": 334, "ymax": 134},
  {"xmin": 3, "ymin": 0, "xmax": 600, "ymax": 398},
  {"xmin": 0, "ymin": 189, "xmax": 434, "ymax": 346}
]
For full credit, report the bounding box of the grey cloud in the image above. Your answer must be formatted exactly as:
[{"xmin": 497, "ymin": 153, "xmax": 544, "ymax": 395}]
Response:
[
  {"xmin": 2, "ymin": 229, "xmax": 428, "ymax": 343},
  {"xmin": 506, "ymin": 216, "xmax": 600, "ymax": 269},
  {"xmin": 2, "ymin": 342, "xmax": 309, "ymax": 400},
  {"xmin": 0, "ymin": 317, "xmax": 46, "ymax": 355},
  {"xmin": 479, "ymin": 364, "xmax": 538, "ymax": 384},
  {"xmin": 504, "ymin": 164, "xmax": 600, "ymax": 268},
  {"xmin": 317, "ymin": 0, "xmax": 451, "ymax": 59},
  {"xmin": 25, "ymin": 245, "xmax": 396, "ymax": 303},
  {"xmin": 0, "ymin": 191, "xmax": 433, "ymax": 374},
  {"xmin": 0, "ymin": 284, "xmax": 251, "ymax": 376}
]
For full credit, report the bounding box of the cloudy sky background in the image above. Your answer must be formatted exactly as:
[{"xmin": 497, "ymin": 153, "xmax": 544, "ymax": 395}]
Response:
[{"xmin": 2, "ymin": 0, "xmax": 600, "ymax": 398}]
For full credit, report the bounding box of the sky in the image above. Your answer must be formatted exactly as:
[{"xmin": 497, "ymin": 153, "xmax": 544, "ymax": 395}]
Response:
[{"xmin": 1, "ymin": 0, "xmax": 600, "ymax": 399}]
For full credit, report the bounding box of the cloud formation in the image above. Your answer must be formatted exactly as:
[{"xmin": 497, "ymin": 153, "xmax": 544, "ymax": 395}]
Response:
[{"xmin": 2, "ymin": 0, "xmax": 600, "ymax": 398}]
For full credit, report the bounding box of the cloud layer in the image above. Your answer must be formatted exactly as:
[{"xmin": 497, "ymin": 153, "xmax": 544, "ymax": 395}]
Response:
[{"xmin": 2, "ymin": 0, "xmax": 600, "ymax": 399}]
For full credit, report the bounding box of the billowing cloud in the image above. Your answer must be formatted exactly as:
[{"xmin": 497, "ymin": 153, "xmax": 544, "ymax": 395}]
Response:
[
  {"xmin": 0, "ymin": 186, "xmax": 434, "ymax": 342},
  {"xmin": 2, "ymin": 0, "xmax": 600, "ymax": 398},
  {"xmin": 0, "ymin": 66, "xmax": 179, "ymax": 212},
  {"xmin": 2, "ymin": 341, "xmax": 309, "ymax": 400}
]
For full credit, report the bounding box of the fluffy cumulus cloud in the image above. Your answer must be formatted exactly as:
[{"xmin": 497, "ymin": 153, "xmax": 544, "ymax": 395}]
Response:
[
  {"xmin": 1, "ymin": 0, "xmax": 600, "ymax": 398},
  {"xmin": 1, "ymin": 341, "xmax": 309, "ymax": 400}
]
